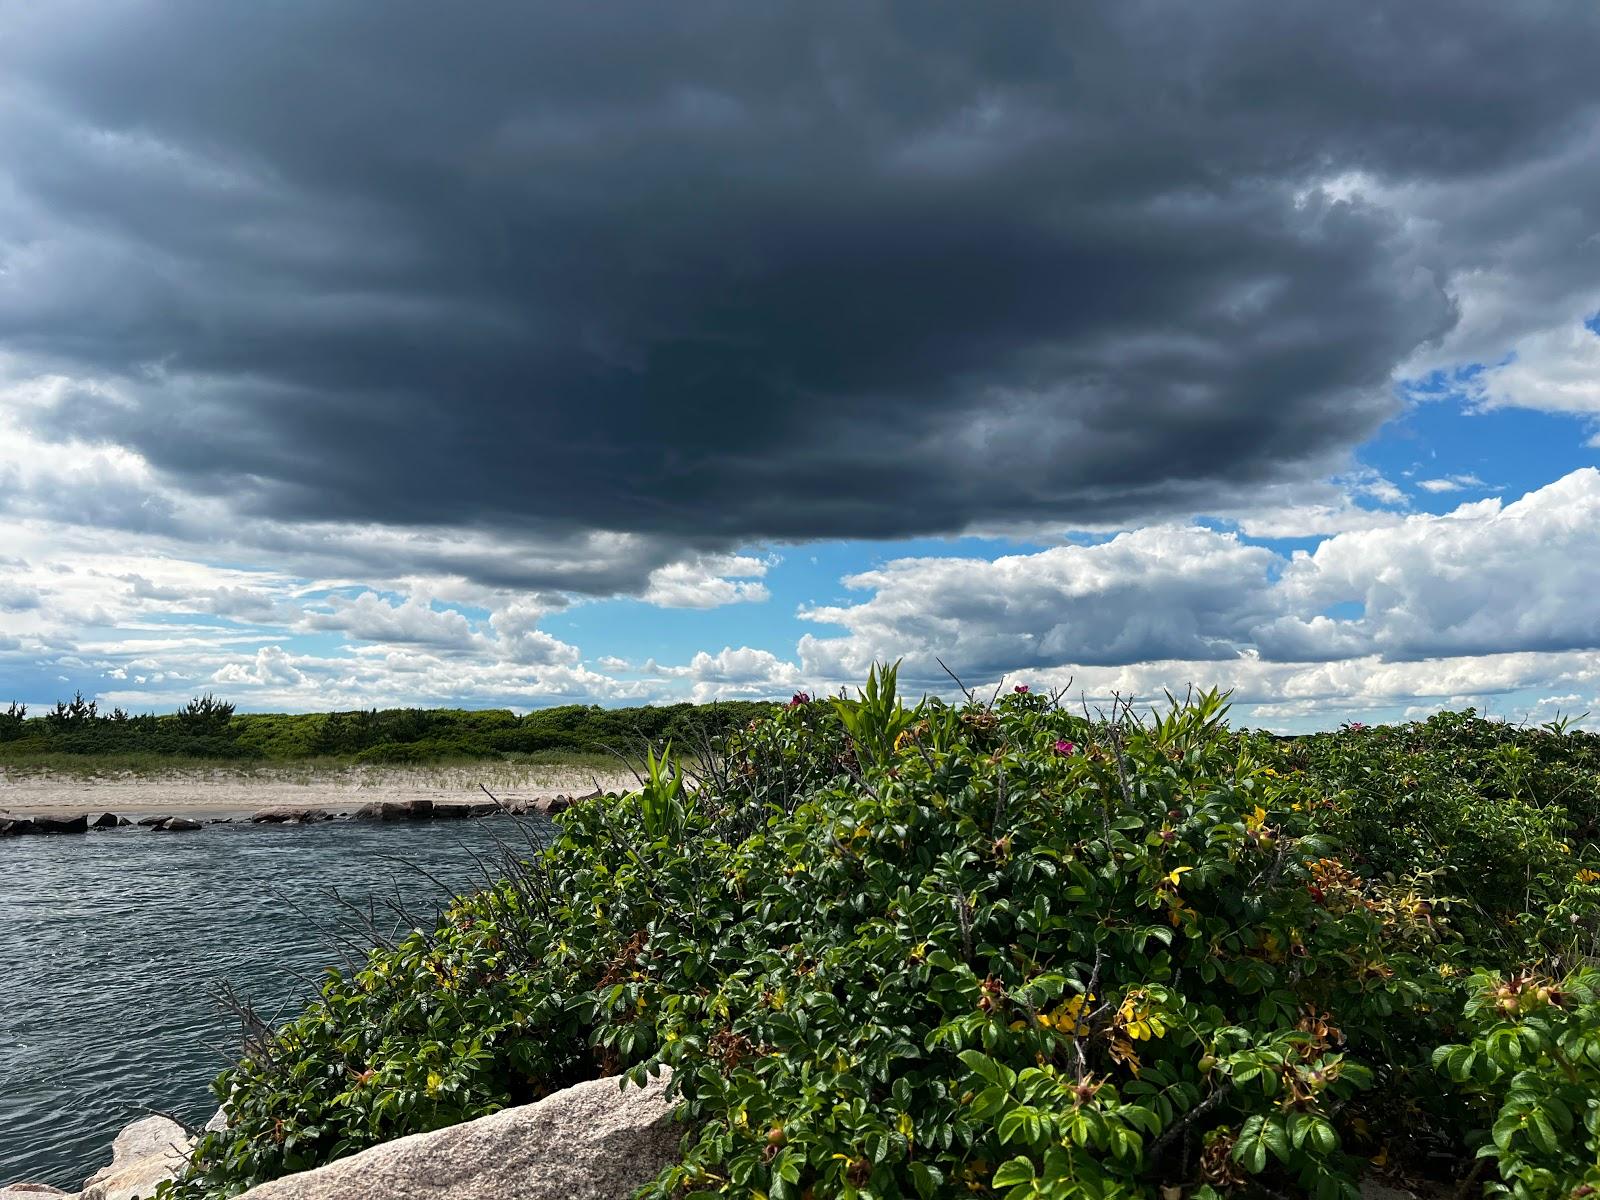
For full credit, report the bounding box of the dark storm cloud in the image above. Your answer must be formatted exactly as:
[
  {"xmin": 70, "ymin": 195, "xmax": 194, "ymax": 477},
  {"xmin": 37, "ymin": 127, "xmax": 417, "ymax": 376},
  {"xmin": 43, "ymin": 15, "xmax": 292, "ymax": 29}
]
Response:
[{"xmin": 3, "ymin": 1, "xmax": 1598, "ymax": 557}]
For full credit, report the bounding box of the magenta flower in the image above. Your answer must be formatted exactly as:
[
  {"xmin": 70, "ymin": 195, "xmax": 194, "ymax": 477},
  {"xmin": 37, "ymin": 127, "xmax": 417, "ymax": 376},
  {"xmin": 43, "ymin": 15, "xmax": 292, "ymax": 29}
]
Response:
[
  {"xmin": 788, "ymin": 691, "xmax": 811, "ymax": 707},
  {"xmin": 1054, "ymin": 739, "xmax": 1076, "ymax": 756},
  {"xmin": 1013, "ymin": 684, "xmax": 1030, "ymax": 694},
  {"xmin": 1347, "ymin": 721, "xmax": 1367, "ymax": 732}
]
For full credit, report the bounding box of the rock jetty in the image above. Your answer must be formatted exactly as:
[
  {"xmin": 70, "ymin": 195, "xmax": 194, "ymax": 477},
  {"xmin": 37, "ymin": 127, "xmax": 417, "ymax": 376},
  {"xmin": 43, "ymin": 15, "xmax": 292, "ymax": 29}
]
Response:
[
  {"xmin": 347, "ymin": 796, "xmax": 574, "ymax": 820},
  {"xmin": 1, "ymin": 792, "xmax": 591, "ymax": 837}
]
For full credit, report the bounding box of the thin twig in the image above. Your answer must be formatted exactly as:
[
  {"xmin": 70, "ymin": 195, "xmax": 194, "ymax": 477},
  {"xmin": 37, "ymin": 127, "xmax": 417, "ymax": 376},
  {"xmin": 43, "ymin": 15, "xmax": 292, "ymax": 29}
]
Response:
[
  {"xmin": 936, "ymin": 658, "xmax": 975, "ymax": 705},
  {"xmin": 1148, "ymin": 1082, "xmax": 1233, "ymax": 1161}
]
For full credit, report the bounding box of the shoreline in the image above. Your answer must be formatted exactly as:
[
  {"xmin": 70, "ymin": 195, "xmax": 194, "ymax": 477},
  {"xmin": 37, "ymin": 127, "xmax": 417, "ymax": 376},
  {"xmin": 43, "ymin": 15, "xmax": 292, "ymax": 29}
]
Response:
[{"xmin": 0, "ymin": 762, "xmax": 640, "ymax": 822}]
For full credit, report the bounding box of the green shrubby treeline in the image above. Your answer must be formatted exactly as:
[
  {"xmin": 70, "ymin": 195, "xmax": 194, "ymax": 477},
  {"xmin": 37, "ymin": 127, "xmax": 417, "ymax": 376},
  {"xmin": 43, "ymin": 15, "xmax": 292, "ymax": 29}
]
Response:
[
  {"xmin": 0, "ymin": 692, "xmax": 776, "ymax": 765},
  {"xmin": 163, "ymin": 674, "xmax": 1600, "ymax": 1198}
]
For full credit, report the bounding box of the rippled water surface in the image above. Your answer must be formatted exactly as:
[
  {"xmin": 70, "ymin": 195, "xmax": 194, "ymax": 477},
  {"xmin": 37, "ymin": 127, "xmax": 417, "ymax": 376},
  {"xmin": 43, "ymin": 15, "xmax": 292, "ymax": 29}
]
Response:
[{"xmin": 0, "ymin": 817, "xmax": 552, "ymax": 1189}]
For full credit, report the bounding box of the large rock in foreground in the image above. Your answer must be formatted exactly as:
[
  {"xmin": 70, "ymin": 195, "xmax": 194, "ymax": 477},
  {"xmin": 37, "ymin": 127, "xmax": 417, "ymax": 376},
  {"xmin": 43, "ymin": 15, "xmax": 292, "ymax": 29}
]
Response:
[
  {"xmin": 81, "ymin": 1115, "xmax": 192, "ymax": 1200},
  {"xmin": 238, "ymin": 1071, "xmax": 678, "ymax": 1200}
]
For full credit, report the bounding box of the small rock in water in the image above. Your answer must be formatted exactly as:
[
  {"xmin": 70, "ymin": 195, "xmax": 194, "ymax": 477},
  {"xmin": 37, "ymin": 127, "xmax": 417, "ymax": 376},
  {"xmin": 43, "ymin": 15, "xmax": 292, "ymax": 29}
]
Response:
[
  {"xmin": 353, "ymin": 800, "xmax": 435, "ymax": 821},
  {"xmin": 432, "ymin": 801, "xmax": 499, "ymax": 819},
  {"xmin": 154, "ymin": 817, "xmax": 202, "ymax": 832},
  {"xmin": 87, "ymin": 812, "xmax": 122, "ymax": 830},
  {"xmin": 251, "ymin": 807, "xmax": 330, "ymax": 824},
  {"xmin": 0, "ymin": 1184, "xmax": 74, "ymax": 1197},
  {"xmin": 134, "ymin": 816, "xmax": 169, "ymax": 827}
]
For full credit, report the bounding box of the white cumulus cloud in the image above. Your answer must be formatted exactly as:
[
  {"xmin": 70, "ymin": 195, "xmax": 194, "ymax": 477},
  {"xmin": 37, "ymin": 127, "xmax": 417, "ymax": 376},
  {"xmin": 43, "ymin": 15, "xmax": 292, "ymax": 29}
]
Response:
[{"xmin": 641, "ymin": 554, "xmax": 773, "ymax": 609}]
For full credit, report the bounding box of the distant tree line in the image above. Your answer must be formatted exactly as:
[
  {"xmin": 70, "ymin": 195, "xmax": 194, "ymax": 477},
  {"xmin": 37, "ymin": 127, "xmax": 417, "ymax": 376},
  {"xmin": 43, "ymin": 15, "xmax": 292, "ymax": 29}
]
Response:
[{"xmin": 0, "ymin": 692, "xmax": 777, "ymax": 763}]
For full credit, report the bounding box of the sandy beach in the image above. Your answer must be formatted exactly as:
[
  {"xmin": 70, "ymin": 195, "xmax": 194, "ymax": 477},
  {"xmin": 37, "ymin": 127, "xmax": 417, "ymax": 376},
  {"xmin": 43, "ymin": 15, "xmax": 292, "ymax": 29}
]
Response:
[{"xmin": 0, "ymin": 763, "xmax": 642, "ymax": 822}]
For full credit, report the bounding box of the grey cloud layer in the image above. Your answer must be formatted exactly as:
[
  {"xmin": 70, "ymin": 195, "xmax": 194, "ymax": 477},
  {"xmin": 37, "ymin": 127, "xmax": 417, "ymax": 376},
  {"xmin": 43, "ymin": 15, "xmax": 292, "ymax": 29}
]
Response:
[{"xmin": 6, "ymin": 1, "xmax": 1598, "ymax": 561}]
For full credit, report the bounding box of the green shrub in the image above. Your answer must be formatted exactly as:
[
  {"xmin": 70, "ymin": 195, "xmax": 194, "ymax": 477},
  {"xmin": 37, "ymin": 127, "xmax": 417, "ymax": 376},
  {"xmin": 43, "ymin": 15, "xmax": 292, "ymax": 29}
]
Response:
[
  {"xmin": 3, "ymin": 698, "xmax": 778, "ymax": 766},
  {"xmin": 1434, "ymin": 968, "xmax": 1600, "ymax": 1198},
  {"xmin": 0, "ymin": 701, "xmax": 26, "ymax": 741},
  {"xmin": 1266, "ymin": 711, "xmax": 1600, "ymax": 955},
  {"xmin": 167, "ymin": 685, "xmax": 1600, "ymax": 1200}
]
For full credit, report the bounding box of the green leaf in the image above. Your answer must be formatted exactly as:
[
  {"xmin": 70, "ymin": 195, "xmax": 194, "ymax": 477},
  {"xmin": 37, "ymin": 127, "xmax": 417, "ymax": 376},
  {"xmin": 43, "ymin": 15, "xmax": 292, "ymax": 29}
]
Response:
[
  {"xmin": 998, "ymin": 1108, "xmax": 1032, "ymax": 1146},
  {"xmin": 958, "ymin": 1049, "xmax": 1004, "ymax": 1086},
  {"xmin": 991, "ymin": 1157, "xmax": 1037, "ymax": 1187},
  {"xmin": 1528, "ymin": 1109, "xmax": 1558, "ymax": 1155},
  {"xmin": 908, "ymin": 1162, "xmax": 944, "ymax": 1199}
]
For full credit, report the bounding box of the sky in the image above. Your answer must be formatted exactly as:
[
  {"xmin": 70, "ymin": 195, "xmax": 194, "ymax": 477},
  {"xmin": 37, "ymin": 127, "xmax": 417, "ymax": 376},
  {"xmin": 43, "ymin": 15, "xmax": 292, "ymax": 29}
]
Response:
[{"xmin": 2, "ymin": 1, "xmax": 1600, "ymax": 731}]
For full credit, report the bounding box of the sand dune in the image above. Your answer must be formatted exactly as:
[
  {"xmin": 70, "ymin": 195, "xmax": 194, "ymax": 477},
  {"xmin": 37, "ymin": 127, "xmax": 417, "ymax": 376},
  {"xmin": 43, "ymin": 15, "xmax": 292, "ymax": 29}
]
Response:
[{"xmin": 0, "ymin": 763, "xmax": 641, "ymax": 821}]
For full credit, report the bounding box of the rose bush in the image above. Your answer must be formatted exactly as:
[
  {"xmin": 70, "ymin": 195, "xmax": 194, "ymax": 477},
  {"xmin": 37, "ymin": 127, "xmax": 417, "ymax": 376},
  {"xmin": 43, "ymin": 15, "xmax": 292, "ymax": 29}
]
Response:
[{"xmin": 166, "ymin": 673, "xmax": 1600, "ymax": 1199}]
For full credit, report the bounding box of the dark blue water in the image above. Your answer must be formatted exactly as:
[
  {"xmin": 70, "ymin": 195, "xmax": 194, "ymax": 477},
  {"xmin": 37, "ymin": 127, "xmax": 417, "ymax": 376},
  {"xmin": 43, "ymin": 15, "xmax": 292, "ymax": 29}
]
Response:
[{"xmin": 0, "ymin": 817, "xmax": 553, "ymax": 1190}]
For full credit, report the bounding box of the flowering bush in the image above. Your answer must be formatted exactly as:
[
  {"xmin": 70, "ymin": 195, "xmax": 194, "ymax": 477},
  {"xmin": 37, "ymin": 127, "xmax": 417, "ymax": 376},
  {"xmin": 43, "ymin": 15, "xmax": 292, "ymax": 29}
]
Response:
[{"xmin": 168, "ymin": 683, "xmax": 1600, "ymax": 1199}]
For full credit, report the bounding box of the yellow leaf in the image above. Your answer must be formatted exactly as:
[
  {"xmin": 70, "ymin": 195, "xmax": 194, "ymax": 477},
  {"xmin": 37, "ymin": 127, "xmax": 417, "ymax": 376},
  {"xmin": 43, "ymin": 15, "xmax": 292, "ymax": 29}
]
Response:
[{"xmin": 1166, "ymin": 866, "xmax": 1194, "ymax": 887}]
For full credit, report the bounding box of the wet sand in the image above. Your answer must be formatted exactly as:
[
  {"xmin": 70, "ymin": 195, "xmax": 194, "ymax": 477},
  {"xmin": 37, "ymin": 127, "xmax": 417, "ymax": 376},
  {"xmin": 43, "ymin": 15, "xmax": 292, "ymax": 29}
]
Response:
[{"xmin": 0, "ymin": 763, "xmax": 640, "ymax": 822}]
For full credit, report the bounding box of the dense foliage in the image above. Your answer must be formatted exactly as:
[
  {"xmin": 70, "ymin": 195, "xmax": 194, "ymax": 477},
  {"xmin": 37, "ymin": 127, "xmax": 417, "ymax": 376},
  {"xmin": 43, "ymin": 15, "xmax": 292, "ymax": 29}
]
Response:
[
  {"xmin": 0, "ymin": 693, "xmax": 774, "ymax": 765},
  {"xmin": 165, "ymin": 674, "xmax": 1600, "ymax": 1199}
]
